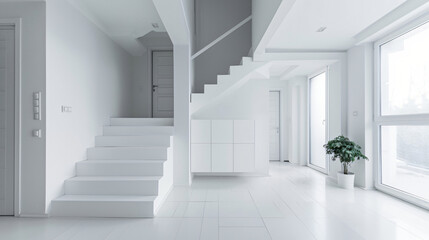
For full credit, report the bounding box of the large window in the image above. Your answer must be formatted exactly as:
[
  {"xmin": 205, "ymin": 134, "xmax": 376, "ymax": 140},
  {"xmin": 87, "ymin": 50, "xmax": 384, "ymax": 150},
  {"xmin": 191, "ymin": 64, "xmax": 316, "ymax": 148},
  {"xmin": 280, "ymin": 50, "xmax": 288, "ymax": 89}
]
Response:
[{"xmin": 377, "ymin": 18, "xmax": 429, "ymax": 207}]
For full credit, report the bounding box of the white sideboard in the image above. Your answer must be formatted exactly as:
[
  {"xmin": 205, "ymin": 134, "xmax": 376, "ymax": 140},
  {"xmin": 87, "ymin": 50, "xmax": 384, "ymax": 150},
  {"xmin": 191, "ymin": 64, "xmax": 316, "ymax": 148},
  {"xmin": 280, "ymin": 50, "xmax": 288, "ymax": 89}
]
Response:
[{"xmin": 191, "ymin": 120, "xmax": 255, "ymax": 173}]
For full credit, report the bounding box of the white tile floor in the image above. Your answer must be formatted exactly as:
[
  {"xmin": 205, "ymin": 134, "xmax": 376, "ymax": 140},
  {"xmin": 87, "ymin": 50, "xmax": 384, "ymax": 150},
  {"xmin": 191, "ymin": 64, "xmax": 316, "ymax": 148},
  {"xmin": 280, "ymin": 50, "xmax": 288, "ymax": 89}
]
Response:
[{"xmin": 1, "ymin": 162, "xmax": 429, "ymax": 240}]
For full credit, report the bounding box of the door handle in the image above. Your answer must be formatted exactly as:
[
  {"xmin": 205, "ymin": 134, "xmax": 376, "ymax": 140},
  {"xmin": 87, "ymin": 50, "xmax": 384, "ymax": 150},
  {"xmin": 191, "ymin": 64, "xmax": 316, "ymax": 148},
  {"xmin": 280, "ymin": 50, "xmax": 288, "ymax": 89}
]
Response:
[{"xmin": 152, "ymin": 85, "xmax": 159, "ymax": 92}]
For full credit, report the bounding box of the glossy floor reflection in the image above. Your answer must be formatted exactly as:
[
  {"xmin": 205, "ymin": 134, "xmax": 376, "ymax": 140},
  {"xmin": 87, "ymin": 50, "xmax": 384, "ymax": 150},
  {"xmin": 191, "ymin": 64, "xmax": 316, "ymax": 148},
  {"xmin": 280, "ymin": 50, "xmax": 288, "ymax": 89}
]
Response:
[{"xmin": 1, "ymin": 162, "xmax": 429, "ymax": 240}]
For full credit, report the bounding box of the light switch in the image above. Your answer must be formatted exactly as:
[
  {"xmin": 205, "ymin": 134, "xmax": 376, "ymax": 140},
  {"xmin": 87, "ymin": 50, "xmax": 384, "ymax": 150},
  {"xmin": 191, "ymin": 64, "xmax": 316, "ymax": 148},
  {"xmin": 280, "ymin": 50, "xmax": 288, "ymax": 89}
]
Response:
[
  {"xmin": 33, "ymin": 91, "xmax": 42, "ymax": 120},
  {"xmin": 33, "ymin": 129, "xmax": 42, "ymax": 138}
]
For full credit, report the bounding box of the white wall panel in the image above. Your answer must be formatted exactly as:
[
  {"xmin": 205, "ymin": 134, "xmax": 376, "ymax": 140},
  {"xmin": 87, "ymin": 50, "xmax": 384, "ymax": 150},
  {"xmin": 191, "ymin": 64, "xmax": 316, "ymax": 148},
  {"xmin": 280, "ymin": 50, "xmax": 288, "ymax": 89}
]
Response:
[
  {"xmin": 212, "ymin": 120, "xmax": 233, "ymax": 143},
  {"xmin": 234, "ymin": 120, "xmax": 255, "ymax": 143},
  {"xmin": 191, "ymin": 144, "xmax": 211, "ymax": 172},
  {"xmin": 212, "ymin": 144, "xmax": 233, "ymax": 172},
  {"xmin": 234, "ymin": 144, "xmax": 255, "ymax": 172},
  {"xmin": 191, "ymin": 120, "xmax": 211, "ymax": 143}
]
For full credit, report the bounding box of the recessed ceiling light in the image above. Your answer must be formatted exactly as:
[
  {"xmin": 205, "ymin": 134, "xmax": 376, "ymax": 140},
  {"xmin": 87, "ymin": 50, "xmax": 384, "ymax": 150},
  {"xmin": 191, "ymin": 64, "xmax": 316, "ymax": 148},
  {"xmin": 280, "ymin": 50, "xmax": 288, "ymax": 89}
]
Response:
[
  {"xmin": 152, "ymin": 23, "xmax": 159, "ymax": 29},
  {"xmin": 316, "ymin": 27, "xmax": 327, "ymax": 32}
]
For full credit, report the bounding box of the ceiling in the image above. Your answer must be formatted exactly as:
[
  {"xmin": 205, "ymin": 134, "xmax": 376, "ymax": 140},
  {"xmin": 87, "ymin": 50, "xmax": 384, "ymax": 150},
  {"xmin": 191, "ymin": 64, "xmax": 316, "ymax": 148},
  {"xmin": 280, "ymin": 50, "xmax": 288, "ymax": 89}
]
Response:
[
  {"xmin": 267, "ymin": 0, "xmax": 406, "ymax": 51},
  {"xmin": 68, "ymin": 0, "xmax": 166, "ymax": 56},
  {"xmin": 267, "ymin": 60, "xmax": 336, "ymax": 80}
]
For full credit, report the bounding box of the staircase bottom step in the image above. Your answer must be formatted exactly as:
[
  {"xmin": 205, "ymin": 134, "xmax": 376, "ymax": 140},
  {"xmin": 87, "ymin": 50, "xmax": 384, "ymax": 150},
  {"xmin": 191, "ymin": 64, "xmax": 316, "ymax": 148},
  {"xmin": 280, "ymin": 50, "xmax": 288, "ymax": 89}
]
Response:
[{"xmin": 50, "ymin": 195, "xmax": 157, "ymax": 218}]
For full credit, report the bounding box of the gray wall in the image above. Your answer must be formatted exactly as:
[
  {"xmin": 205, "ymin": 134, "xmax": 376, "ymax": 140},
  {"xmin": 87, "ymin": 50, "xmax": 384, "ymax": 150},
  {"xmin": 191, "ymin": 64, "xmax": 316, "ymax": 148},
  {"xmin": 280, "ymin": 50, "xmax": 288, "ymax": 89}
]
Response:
[{"xmin": 193, "ymin": 0, "xmax": 252, "ymax": 93}]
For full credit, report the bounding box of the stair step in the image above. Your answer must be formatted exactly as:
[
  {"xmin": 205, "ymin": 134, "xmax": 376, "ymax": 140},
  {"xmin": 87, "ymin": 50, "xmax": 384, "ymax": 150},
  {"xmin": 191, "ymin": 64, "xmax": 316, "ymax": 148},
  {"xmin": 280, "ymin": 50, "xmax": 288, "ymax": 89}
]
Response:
[
  {"xmin": 64, "ymin": 176, "xmax": 161, "ymax": 196},
  {"xmin": 241, "ymin": 57, "xmax": 252, "ymax": 65},
  {"xmin": 95, "ymin": 135, "xmax": 171, "ymax": 147},
  {"xmin": 204, "ymin": 84, "xmax": 217, "ymax": 94},
  {"xmin": 110, "ymin": 118, "xmax": 173, "ymax": 126},
  {"xmin": 51, "ymin": 195, "xmax": 157, "ymax": 217},
  {"xmin": 76, "ymin": 160, "xmax": 164, "ymax": 176},
  {"xmin": 87, "ymin": 147, "xmax": 168, "ymax": 160},
  {"xmin": 103, "ymin": 126, "xmax": 173, "ymax": 136},
  {"xmin": 217, "ymin": 75, "xmax": 229, "ymax": 85},
  {"xmin": 229, "ymin": 65, "xmax": 241, "ymax": 75},
  {"xmin": 191, "ymin": 93, "xmax": 204, "ymax": 103}
]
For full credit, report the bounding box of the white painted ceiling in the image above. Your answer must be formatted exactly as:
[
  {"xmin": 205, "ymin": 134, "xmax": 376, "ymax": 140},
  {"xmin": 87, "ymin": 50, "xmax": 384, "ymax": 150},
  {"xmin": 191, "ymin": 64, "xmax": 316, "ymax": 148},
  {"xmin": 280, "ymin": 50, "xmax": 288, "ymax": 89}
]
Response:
[
  {"xmin": 68, "ymin": 0, "xmax": 166, "ymax": 56},
  {"xmin": 268, "ymin": 60, "xmax": 336, "ymax": 80},
  {"xmin": 267, "ymin": 0, "xmax": 406, "ymax": 51}
]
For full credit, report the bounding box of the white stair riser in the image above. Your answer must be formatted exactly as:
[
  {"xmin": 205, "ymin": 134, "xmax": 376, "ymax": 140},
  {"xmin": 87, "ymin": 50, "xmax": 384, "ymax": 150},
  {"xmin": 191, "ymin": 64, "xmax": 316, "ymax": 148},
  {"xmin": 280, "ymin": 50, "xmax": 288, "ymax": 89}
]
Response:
[
  {"xmin": 51, "ymin": 201, "xmax": 154, "ymax": 217},
  {"xmin": 76, "ymin": 161, "xmax": 164, "ymax": 176},
  {"xmin": 204, "ymin": 85, "xmax": 217, "ymax": 95},
  {"xmin": 103, "ymin": 126, "xmax": 173, "ymax": 136},
  {"xmin": 95, "ymin": 136, "xmax": 170, "ymax": 147},
  {"xmin": 65, "ymin": 180, "xmax": 158, "ymax": 195},
  {"xmin": 241, "ymin": 57, "xmax": 252, "ymax": 65},
  {"xmin": 87, "ymin": 147, "xmax": 168, "ymax": 160},
  {"xmin": 110, "ymin": 118, "xmax": 173, "ymax": 126}
]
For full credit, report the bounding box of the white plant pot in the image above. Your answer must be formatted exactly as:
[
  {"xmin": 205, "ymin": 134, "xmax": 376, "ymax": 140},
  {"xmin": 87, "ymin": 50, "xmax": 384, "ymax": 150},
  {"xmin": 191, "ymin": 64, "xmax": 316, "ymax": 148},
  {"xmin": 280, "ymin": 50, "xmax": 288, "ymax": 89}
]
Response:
[{"xmin": 337, "ymin": 171, "xmax": 355, "ymax": 189}]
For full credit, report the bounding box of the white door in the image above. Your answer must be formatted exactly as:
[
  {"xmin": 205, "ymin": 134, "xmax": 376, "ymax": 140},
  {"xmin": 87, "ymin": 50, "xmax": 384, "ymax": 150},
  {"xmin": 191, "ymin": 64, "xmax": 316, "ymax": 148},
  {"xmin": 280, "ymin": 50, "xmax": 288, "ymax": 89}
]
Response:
[
  {"xmin": 152, "ymin": 51, "xmax": 174, "ymax": 118},
  {"xmin": 309, "ymin": 72, "xmax": 327, "ymax": 171},
  {"xmin": 0, "ymin": 26, "xmax": 15, "ymax": 215},
  {"xmin": 269, "ymin": 91, "xmax": 280, "ymax": 161}
]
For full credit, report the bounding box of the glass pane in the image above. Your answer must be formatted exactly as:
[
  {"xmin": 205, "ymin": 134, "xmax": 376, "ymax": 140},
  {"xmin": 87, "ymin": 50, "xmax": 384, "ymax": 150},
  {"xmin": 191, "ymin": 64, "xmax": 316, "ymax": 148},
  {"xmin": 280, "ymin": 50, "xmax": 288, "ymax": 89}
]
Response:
[
  {"xmin": 380, "ymin": 21, "xmax": 429, "ymax": 115},
  {"xmin": 381, "ymin": 125, "xmax": 429, "ymax": 201},
  {"xmin": 310, "ymin": 72, "xmax": 326, "ymax": 169}
]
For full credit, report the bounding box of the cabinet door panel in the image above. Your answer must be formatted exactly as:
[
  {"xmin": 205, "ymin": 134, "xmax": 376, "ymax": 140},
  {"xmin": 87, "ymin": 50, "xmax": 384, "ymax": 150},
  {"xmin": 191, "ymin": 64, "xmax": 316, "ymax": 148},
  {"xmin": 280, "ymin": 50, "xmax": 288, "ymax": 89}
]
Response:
[
  {"xmin": 234, "ymin": 120, "xmax": 255, "ymax": 143},
  {"xmin": 212, "ymin": 120, "xmax": 233, "ymax": 143},
  {"xmin": 234, "ymin": 144, "xmax": 255, "ymax": 172},
  {"xmin": 191, "ymin": 120, "xmax": 211, "ymax": 143},
  {"xmin": 212, "ymin": 144, "xmax": 233, "ymax": 172},
  {"xmin": 191, "ymin": 144, "xmax": 211, "ymax": 172}
]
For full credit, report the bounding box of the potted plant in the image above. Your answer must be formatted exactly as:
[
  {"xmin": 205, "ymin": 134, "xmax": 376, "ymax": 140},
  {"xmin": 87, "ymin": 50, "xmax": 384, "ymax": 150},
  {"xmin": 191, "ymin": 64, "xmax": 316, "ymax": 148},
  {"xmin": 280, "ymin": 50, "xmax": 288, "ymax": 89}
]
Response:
[{"xmin": 323, "ymin": 136, "xmax": 368, "ymax": 189}]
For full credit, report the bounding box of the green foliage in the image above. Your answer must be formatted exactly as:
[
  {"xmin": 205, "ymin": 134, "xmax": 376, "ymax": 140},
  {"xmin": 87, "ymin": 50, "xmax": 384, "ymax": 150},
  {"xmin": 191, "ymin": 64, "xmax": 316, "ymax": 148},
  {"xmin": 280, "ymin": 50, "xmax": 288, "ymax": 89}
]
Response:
[{"xmin": 323, "ymin": 135, "xmax": 368, "ymax": 174}]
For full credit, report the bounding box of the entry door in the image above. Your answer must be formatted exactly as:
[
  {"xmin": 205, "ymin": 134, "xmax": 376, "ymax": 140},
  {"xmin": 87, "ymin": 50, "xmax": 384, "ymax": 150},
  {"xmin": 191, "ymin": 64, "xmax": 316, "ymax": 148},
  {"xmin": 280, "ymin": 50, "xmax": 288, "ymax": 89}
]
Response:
[
  {"xmin": 152, "ymin": 51, "xmax": 174, "ymax": 118},
  {"xmin": 0, "ymin": 26, "xmax": 15, "ymax": 215},
  {"xmin": 269, "ymin": 91, "xmax": 280, "ymax": 161},
  {"xmin": 309, "ymin": 72, "xmax": 327, "ymax": 171}
]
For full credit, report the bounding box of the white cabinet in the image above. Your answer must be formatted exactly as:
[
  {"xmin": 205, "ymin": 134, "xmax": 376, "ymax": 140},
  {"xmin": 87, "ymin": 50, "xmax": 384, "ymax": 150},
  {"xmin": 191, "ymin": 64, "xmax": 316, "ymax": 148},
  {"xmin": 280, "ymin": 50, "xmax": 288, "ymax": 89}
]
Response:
[
  {"xmin": 234, "ymin": 120, "xmax": 255, "ymax": 143},
  {"xmin": 212, "ymin": 120, "xmax": 233, "ymax": 143},
  {"xmin": 212, "ymin": 144, "xmax": 233, "ymax": 172},
  {"xmin": 191, "ymin": 120, "xmax": 255, "ymax": 173},
  {"xmin": 234, "ymin": 144, "xmax": 255, "ymax": 172},
  {"xmin": 191, "ymin": 120, "xmax": 211, "ymax": 143},
  {"xmin": 191, "ymin": 144, "xmax": 211, "ymax": 172}
]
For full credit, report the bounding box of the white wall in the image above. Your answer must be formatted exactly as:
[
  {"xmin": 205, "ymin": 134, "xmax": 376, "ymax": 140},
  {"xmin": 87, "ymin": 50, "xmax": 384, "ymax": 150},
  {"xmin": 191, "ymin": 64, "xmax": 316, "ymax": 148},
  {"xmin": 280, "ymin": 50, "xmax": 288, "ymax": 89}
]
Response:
[
  {"xmin": 193, "ymin": 0, "xmax": 251, "ymax": 93},
  {"xmin": 46, "ymin": 0, "xmax": 133, "ymax": 212},
  {"xmin": 0, "ymin": 1, "xmax": 47, "ymax": 216},
  {"xmin": 347, "ymin": 44, "xmax": 374, "ymax": 189},
  {"xmin": 252, "ymin": 0, "xmax": 282, "ymax": 55}
]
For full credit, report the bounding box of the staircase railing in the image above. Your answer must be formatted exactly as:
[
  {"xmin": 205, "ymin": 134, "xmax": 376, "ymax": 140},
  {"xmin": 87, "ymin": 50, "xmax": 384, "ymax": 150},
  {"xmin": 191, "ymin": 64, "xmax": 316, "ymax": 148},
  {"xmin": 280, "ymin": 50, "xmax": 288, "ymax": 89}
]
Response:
[{"xmin": 191, "ymin": 15, "xmax": 252, "ymax": 60}]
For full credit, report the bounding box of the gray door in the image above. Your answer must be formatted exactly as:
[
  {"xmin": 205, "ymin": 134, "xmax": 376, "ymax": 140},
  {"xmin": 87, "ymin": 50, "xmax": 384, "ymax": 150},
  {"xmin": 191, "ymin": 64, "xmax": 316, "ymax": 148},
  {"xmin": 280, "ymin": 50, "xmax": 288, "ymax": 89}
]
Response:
[
  {"xmin": 152, "ymin": 51, "xmax": 174, "ymax": 118},
  {"xmin": 0, "ymin": 26, "xmax": 15, "ymax": 215}
]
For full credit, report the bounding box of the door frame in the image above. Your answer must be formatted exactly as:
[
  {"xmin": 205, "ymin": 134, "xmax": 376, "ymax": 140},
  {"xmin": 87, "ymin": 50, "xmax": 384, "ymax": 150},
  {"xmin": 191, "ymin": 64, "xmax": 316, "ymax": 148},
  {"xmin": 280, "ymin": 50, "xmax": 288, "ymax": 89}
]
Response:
[
  {"xmin": 0, "ymin": 18, "xmax": 22, "ymax": 216},
  {"xmin": 307, "ymin": 67, "xmax": 330, "ymax": 174},
  {"xmin": 269, "ymin": 90, "xmax": 282, "ymax": 161},
  {"xmin": 148, "ymin": 47, "xmax": 173, "ymax": 118},
  {"xmin": 269, "ymin": 89, "xmax": 287, "ymax": 162}
]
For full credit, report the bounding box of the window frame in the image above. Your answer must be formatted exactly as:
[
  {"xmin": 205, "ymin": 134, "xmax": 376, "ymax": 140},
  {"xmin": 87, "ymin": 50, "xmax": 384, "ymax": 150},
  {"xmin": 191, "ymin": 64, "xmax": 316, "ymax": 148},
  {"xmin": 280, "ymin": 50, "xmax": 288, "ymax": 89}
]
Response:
[{"xmin": 374, "ymin": 13, "xmax": 429, "ymax": 210}]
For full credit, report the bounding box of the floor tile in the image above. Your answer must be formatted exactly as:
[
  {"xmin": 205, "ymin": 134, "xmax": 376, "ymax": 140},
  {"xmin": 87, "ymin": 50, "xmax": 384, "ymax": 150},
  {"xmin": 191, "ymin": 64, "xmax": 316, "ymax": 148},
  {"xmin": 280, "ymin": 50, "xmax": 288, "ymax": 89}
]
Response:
[
  {"xmin": 203, "ymin": 202, "xmax": 218, "ymax": 218},
  {"xmin": 219, "ymin": 202, "xmax": 260, "ymax": 218},
  {"xmin": 219, "ymin": 227, "xmax": 271, "ymax": 240},
  {"xmin": 219, "ymin": 218, "xmax": 265, "ymax": 227}
]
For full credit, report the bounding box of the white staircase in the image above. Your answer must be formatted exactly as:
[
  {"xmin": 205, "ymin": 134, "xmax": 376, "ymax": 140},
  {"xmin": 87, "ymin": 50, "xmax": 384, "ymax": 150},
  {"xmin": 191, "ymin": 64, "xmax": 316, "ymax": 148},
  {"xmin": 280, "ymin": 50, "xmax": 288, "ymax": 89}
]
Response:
[
  {"xmin": 191, "ymin": 56, "xmax": 269, "ymax": 114},
  {"xmin": 50, "ymin": 118, "xmax": 174, "ymax": 218}
]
